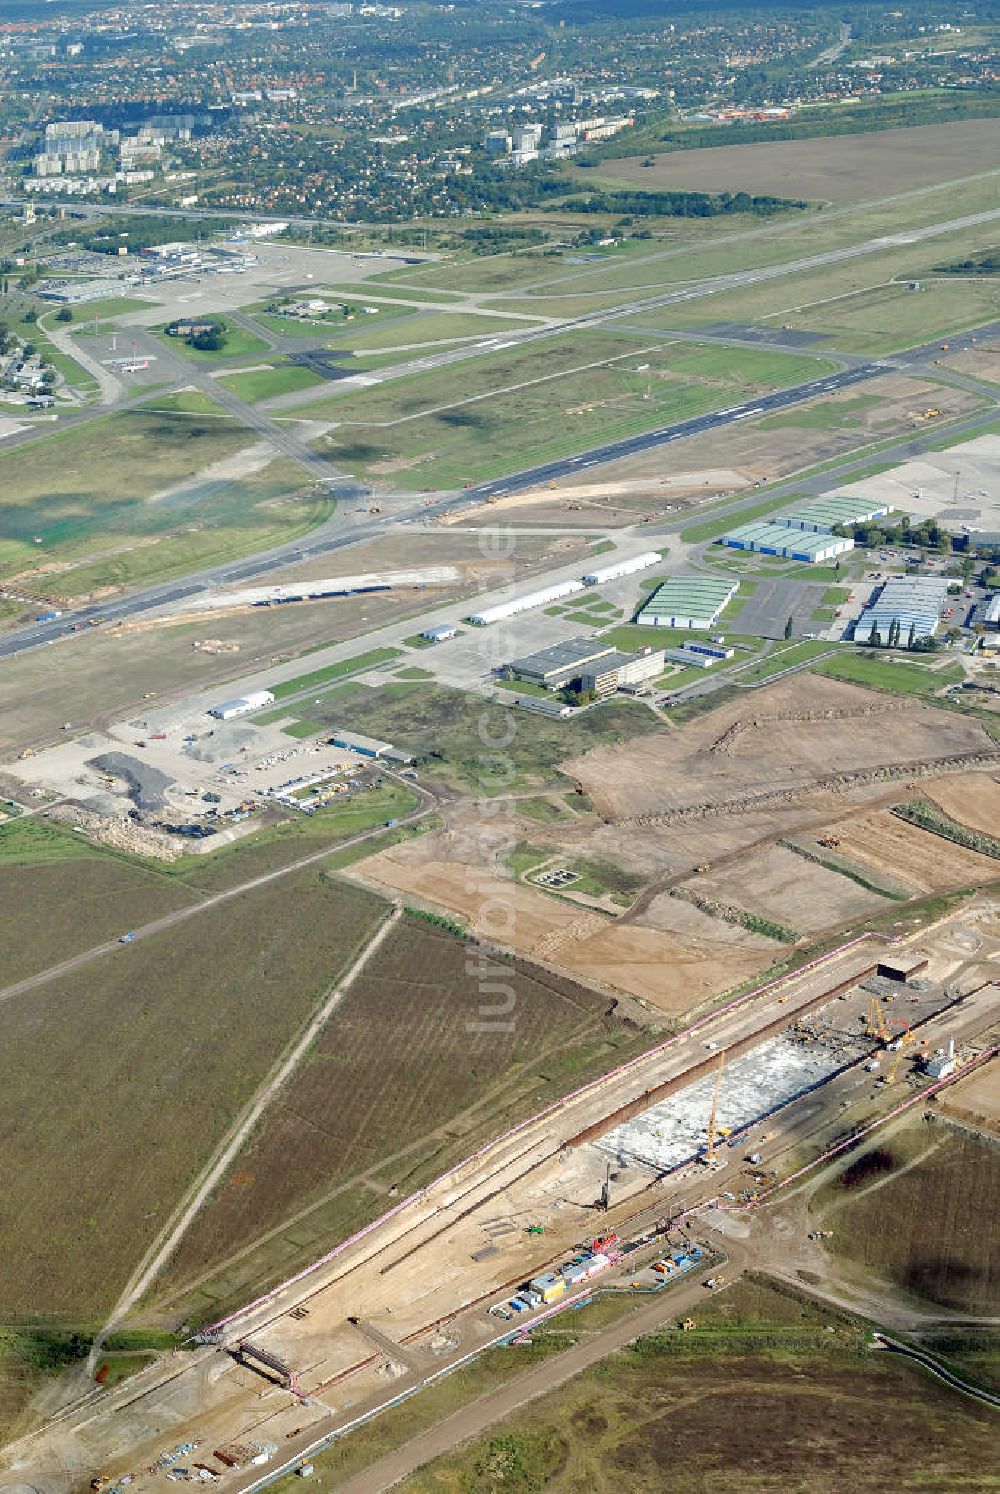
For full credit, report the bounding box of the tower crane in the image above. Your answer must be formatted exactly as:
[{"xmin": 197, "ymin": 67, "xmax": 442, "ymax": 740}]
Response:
[
  {"xmin": 867, "ymin": 995, "xmax": 890, "ymax": 1043},
  {"xmin": 703, "ymin": 1049, "xmax": 726, "ymax": 1168}
]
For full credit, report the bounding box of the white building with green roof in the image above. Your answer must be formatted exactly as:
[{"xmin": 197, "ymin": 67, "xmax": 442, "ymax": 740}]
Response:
[{"xmin": 635, "ymin": 576, "xmax": 739, "ymax": 630}]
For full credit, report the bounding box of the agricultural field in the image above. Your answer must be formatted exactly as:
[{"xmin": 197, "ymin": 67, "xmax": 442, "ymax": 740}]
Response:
[
  {"xmin": 0, "ymin": 819, "xmax": 200, "ymax": 984},
  {"xmin": 593, "ymin": 119, "xmax": 1000, "ymax": 204},
  {"xmin": 0, "ymin": 869, "xmax": 387, "ymax": 1321},
  {"xmin": 152, "ymin": 915, "xmax": 652, "ymax": 1320},
  {"xmin": 811, "ymin": 1127, "xmax": 1000, "ymax": 1313},
  {"xmin": 393, "ymin": 1278, "xmax": 998, "ymax": 1494}
]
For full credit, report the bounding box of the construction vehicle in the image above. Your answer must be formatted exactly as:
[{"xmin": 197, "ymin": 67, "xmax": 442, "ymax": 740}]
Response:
[
  {"xmin": 922, "ymin": 408, "xmax": 942, "ymax": 419},
  {"xmin": 526, "ymin": 1225, "xmax": 544, "ymax": 1236},
  {"xmin": 694, "ymin": 863, "xmax": 710, "ymax": 873},
  {"xmin": 817, "ymin": 835, "xmax": 841, "ymax": 849},
  {"xmin": 883, "ymin": 1026, "xmax": 914, "ymax": 1084}
]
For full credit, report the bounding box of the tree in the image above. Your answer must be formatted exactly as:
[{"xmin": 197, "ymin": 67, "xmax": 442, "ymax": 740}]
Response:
[
  {"xmin": 907, "ymin": 621, "xmax": 917, "ymax": 649},
  {"xmin": 55, "ymin": 306, "xmax": 73, "ymax": 322},
  {"xmin": 870, "ymin": 627, "xmax": 883, "ymax": 649},
  {"xmin": 783, "ymin": 615, "xmax": 793, "ymax": 640}
]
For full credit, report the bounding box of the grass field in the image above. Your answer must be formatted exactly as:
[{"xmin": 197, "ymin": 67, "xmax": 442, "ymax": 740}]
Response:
[
  {"xmin": 292, "ymin": 329, "xmax": 661, "ymax": 421},
  {"xmin": 24, "ymin": 455, "xmax": 329, "ymax": 600},
  {"xmin": 217, "ymin": 364, "xmax": 326, "ymax": 402},
  {"xmin": 304, "ymin": 682, "xmax": 662, "ymax": 793},
  {"xmin": 153, "ymin": 324, "xmax": 269, "ymax": 362},
  {"xmin": 155, "ymin": 915, "xmax": 654, "ymax": 1320},
  {"xmin": 266, "ymin": 1276, "xmax": 999, "ymax": 1493},
  {"xmin": 811, "ymin": 1128, "xmax": 999, "ymax": 1313},
  {"xmin": 738, "ymin": 640, "xmax": 841, "ymax": 683},
  {"xmin": 325, "ymin": 309, "xmax": 531, "ymax": 353},
  {"xmin": 0, "ymin": 868, "xmax": 387, "ymax": 1321},
  {"xmin": 311, "ymin": 335, "xmax": 834, "ymax": 489},
  {"xmin": 270, "ymin": 646, "xmax": 402, "ymax": 699},
  {"xmin": 137, "ymin": 391, "xmax": 229, "ymax": 415},
  {"xmin": 0, "ymin": 410, "xmax": 295, "ymax": 580},
  {"xmin": 811, "ymin": 652, "xmax": 965, "ymax": 696}
]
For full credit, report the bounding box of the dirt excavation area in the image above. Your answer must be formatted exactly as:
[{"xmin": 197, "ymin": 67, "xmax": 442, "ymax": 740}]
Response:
[
  {"xmin": 350, "ymin": 676, "xmax": 1000, "ymax": 1019},
  {"xmin": 561, "ymin": 675, "xmax": 992, "ymax": 823}
]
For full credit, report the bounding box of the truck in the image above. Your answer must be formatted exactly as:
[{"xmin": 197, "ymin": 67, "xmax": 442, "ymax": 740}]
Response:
[
  {"xmin": 36, "ymin": 611, "xmax": 63, "ymax": 622},
  {"xmin": 119, "ymin": 932, "xmax": 136, "ymax": 944}
]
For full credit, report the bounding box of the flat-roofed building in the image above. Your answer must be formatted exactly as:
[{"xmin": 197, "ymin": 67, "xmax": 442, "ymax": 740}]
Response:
[
  {"xmin": 507, "ymin": 636, "xmax": 617, "ymax": 690},
  {"xmin": 580, "ymin": 647, "xmax": 664, "ymax": 696}
]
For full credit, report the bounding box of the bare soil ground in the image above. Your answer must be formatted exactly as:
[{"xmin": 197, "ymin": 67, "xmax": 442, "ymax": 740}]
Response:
[
  {"xmin": 683, "ymin": 842, "xmax": 892, "ymax": 935},
  {"xmin": 352, "ymin": 820, "xmax": 777, "ymax": 1014},
  {"xmin": 256, "ymin": 528, "xmax": 595, "ymax": 588},
  {"xmin": 935, "ymin": 1060, "xmax": 1000, "ymax": 1133},
  {"xmin": 561, "ymin": 674, "xmax": 991, "ymax": 824},
  {"xmin": 832, "ymin": 810, "xmax": 1000, "ymax": 895},
  {"xmin": 594, "ymin": 119, "xmax": 1000, "ymax": 203},
  {"xmin": 921, "ymin": 771, "xmax": 1000, "ymax": 837}
]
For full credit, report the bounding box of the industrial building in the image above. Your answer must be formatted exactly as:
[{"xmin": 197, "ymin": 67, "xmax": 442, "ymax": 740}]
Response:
[
  {"xmin": 506, "ymin": 637, "xmax": 663, "ymax": 696},
  {"xmin": 775, "ymin": 497, "xmax": 893, "ymax": 532},
  {"xmin": 664, "ymin": 640, "xmax": 734, "ymax": 669},
  {"xmin": 328, "ymin": 731, "xmax": 412, "ymax": 763},
  {"xmin": 208, "ymin": 690, "xmax": 274, "ymax": 720},
  {"xmin": 507, "ymin": 637, "xmax": 617, "ymax": 690},
  {"xmin": 635, "ymin": 576, "xmax": 739, "ymax": 630},
  {"xmin": 718, "ymin": 521, "xmax": 854, "ymax": 564},
  {"xmin": 581, "ymin": 550, "xmax": 661, "ymax": 586},
  {"xmin": 468, "ymin": 580, "xmax": 583, "ymax": 626},
  {"xmin": 421, "ymin": 623, "xmax": 457, "ymax": 643},
  {"xmin": 853, "ymin": 576, "xmax": 948, "ymax": 646},
  {"xmin": 580, "ymin": 648, "xmax": 664, "ymax": 697}
]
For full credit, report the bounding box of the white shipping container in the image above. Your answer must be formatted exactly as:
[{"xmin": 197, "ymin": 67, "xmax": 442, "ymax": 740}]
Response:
[
  {"xmin": 584, "ymin": 1252, "xmax": 611, "ymax": 1277},
  {"xmin": 582, "ymin": 550, "xmax": 661, "ymax": 585}
]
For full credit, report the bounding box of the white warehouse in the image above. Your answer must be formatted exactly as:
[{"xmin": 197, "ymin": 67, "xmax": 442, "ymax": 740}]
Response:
[
  {"xmin": 581, "ymin": 551, "xmax": 661, "ymax": 586},
  {"xmin": 208, "ymin": 690, "xmax": 275, "ymax": 720},
  {"xmin": 468, "ymin": 579, "xmax": 584, "ymax": 626}
]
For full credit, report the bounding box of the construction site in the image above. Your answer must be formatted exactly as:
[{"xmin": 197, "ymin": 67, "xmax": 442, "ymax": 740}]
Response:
[{"xmin": 4, "ymin": 890, "xmax": 997, "ymax": 1494}]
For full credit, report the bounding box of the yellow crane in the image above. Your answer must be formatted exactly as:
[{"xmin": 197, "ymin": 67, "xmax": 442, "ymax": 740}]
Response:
[
  {"xmin": 704, "ymin": 1049, "xmax": 726, "ymax": 1167},
  {"xmin": 867, "ymin": 996, "xmax": 890, "ymax": 1043}
]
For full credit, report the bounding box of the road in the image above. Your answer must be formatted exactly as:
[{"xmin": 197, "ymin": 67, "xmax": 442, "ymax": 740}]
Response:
[
  {"xmin": 0, "ymin": 775, "xmax": 436, "ymax": 1013},
  {"xmin": 243, "ymin": 1252, "xmax": 748, "ymax": 1494}
]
